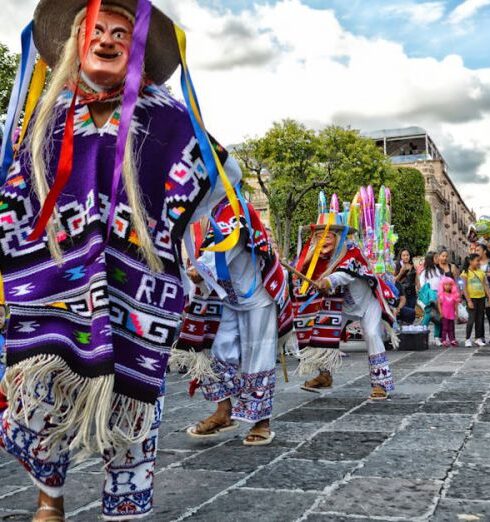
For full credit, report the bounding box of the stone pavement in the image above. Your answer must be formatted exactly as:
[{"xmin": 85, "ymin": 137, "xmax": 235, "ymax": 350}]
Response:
[{"xmin": 2, "ymin": 337, "xmax": 490, "ymax": 521}]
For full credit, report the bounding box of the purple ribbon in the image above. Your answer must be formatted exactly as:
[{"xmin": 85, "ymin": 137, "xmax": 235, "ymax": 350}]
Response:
[{"xmin": 106, "ymin": 0, "xmax": 151, "ymax": 238}]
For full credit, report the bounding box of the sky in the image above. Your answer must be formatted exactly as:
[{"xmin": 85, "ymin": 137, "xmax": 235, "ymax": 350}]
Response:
[{"xmin": 1, "ymin": 0, "xmax": 490, "ymax": 216}]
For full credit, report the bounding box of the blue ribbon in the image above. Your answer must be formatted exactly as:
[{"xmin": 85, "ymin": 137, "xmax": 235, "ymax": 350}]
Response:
[
  {"xmin": 235, "ymin": 184, "xmax": 257, "ymax": 299},
  {"xmin": 209, "ymin": 216, "xmax": 230, "ymax": 282},
  {"xmin": 0, "ymin": 21, "xmax": 36, "ymax": 184},
  {"xmin": 299, "ymin": 291, "xmax": 320, "ymax": 313},
  {"xmin": 179, "ymin": 64, "xmax": 218, "ymax": 190}
]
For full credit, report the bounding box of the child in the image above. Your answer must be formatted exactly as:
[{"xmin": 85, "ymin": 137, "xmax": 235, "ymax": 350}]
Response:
[
  {"xmin": 438, "ymin": 277, "xmax": 460, "ymax": 347},
  {"xmin": 462, "ymin": 254, "xmax": 490, "ymax": 347}
]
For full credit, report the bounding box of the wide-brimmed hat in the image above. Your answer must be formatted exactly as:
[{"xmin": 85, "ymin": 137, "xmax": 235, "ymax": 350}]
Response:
[{"xmin": 33, "ymin": 0, "xmax": 180, "ymax": 84}]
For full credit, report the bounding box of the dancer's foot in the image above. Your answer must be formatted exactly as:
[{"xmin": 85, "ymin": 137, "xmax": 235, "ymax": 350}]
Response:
[
  {"xmin": 33, "ymin": 491, "xmax": 65, "ymax": 522},
  {"xmin": 301, "ymin": 371, "xmax": 333, "ymax": 392},
  {"xmin": 370, "ymin": 385, "xmax": 389, "ymax": 401},
  {"xmin": 187, "ymin": 399, "xmax": 238, "ymax": 437},
  {"xmin": 243, "ymin": 419, "xmax": 275, "ymax": 446}
]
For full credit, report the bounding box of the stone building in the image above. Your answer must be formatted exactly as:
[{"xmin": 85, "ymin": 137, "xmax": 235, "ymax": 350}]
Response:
[{"xmin": 364, "ymin": 127, "xmax": 475, "ymax": 264}]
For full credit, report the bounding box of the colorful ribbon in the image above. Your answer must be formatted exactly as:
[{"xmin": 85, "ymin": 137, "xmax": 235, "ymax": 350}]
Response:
[
  {"xmin": 105, "ymin": 0, "xmax": 151, "ymax": 238},
  {"xmin": 235, "ymin": 184, "xmax": 257, "ymax": 298},
  {"xmin": 174, "ymin": 24, "xmax": 240, "ymax": 254},
  {"xmin": 29, "ymin": 0, "xmax": 102, "ymax": 241},
  {"xmin": 300, "ymin": 211, "xmax": 335, "ymax": 294},
  {"xmin": 0, "ymin": 21, "xmax": 37, "ymax": 184},
  {"xmin": 17, "ymin": 59, "xmax": 48, "ymax": 148}
]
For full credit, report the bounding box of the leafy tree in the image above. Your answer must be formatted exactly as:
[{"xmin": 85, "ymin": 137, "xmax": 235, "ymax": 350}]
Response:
[
  {"xmin": 235, "ymin": 120, "xmax": 329, "ymax": 258},
  {"xmin": 236, "ymin": 121, "xmax": 396, "ymax": 258},
  {"xmin": 0, "ymin": 43, "xmax": 19, "ymax": 124},
  {"xmin": 387, "ymin": 166, "xmax": 432, "ymax": 255}
]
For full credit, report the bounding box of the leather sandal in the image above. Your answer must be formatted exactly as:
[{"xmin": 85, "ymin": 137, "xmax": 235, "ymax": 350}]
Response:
[
  {"xmin": 301, "ymin": 371, "xmax": 333, "ymax": 392},
  {"xmin": 32, "ymin": 505, "xmax": 65, "ymax": 522},
  {"xmin": 187, "ymin": 415, "xmax": 239, "ymax": 438},
  {"xmin": 370, "ymin": 385, "xmax": 389, "ymax": 401},
  {"xmin": 243, "ymin": 427, "xmax": 276, "ymax": 446}
]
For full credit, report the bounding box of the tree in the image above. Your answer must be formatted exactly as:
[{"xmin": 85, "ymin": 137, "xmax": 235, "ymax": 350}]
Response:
[
  {"xmin": 236, "ymin": 121, "xmax": 397, "ymax": 258},
  {"xmin": 387, "ymin": 166, "xmax": 432, "ymax": 255},
  {"xmin": 235, "ymin": 120, "xmax": 330, "ymax": 257},
  {"xmin": 0, "ymin": 43, "xmax": 19, "ymax": 124}
]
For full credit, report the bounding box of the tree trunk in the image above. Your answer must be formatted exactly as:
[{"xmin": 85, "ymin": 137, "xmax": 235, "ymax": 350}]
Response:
[{"xmin": 283, "ymin": 217, "xmax": 292, "ymax": 260}]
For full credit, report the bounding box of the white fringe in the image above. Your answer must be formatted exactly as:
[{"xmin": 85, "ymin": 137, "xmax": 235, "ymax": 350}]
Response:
[
  {"xmin": 281, "ymin": 331, "xmax": 300, "ymax": 357},
  {"xmin": 3, "ymin": 354, "xmax": 155, "ymax": 457},
  {"xmin": 169, "ymin": 347, "xmax": 219, "ymax": 382},
  {"xmin": 384, "ymin": 322, "xmax": 400, "ymax": 350},
  {"xmin": 296, "ymin": 347, "xmax": 343, "ymax": 377}
]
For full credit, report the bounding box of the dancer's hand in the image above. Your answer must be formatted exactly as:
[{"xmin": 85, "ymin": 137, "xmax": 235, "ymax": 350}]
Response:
[
  {"xmin": 467, "ymin": 299, "xmax": 474, "ymax": 309},
  {"xmin": 187, "ymin": 268, "xmax": 203, "ymax": 284},
  {"xmin": 317, "ymin": 277, "xmax": 331, "ymax": 293}
]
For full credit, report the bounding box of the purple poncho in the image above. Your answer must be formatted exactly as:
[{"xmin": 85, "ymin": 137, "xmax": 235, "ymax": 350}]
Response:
[{"xmin": 0, "ymin": 84, "xmax": 235, "ymax": 452}]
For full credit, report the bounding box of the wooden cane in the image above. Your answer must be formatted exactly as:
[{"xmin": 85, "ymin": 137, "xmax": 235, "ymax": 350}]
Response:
[
  {"xmin": 280, "ymin": 350, "xmax": 289, "ymax": 383},
  {"xmin": 280, "ymin": 260, "xmax": 322, "ymax": 291}
]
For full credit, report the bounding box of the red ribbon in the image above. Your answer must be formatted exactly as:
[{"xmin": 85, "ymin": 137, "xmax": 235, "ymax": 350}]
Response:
[
  {"xmin": 295, "ymin": 224, "xmax": 315, "ymax": 273},
  {"xmin": 193, "ymin": 221, "xmax": 203, "ymax": 258},
  {"xmin": 29, "ymin": 0, "xmax": 102, "ymax": 241}
]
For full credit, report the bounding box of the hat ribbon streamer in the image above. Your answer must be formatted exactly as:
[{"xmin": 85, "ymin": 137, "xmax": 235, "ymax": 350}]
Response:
[
  {"xmin": 28, "ymin": 0, "xmax": 103, "ymax": 241},
  {"xmin": 0, "ymin": 21, "xmax": 37, "ymax": 184},
  {"xmin": 174, "ymin": 24, "xmax": 240, "ymax": 254}
]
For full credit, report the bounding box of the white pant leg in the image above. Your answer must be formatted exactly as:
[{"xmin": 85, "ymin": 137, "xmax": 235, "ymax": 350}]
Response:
[
  {"xmin": 359, "ymin": 297, "xmax": 394, "ymax": 391},
  {"xmin": 102, "ymin": 395, "xmax": 164, "ymax": 520},
  {"xmin": 200, "ymin": 306, "xmax": 242, "ymax": 402},
  {"xmin": 232, "ymin": 302, "xmax": 278, "ymax": 423},
  {"xmin": 0, "ymin": 375, "xmax": 75, "ymax": 498}
]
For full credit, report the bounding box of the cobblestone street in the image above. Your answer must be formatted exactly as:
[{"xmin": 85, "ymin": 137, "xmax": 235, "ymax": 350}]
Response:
[{"xmin": 2, "ymin": 335, "xmax": 490, "ymax": 521}]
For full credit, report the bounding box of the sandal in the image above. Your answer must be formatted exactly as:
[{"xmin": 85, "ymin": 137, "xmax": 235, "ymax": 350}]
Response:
[
  {"xmin": 186, "ymin": 415, "xmax": 239, "ymax": 438},
  {"xmin": 370, "ymin": 385, "xmax": 389, "ymax": 401},
  {"xmin": 33, "ymin": 505, "xmax": 65, "ymax": 522},
  {"xmin": 243, "ymin": 427, "xmax": 276, "ymax": 446},
  {"xmin": 300, "ymin": 371, "xmax": 332, "ymax": 393}
]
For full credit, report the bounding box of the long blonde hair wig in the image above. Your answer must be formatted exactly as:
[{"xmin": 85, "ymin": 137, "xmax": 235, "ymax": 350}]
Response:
[{"xmin": 28, "ymin": 7, "xmax": 163, "ymax": 272}]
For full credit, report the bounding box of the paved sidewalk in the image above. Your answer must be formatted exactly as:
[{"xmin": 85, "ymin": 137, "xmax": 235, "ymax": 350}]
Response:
[{"xmin": 1, "ymin": 340, "xmax": 490, "ymax": 521}]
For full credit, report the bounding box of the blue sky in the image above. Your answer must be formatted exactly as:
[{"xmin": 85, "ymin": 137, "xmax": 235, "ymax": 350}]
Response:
[{"xmin": 201, "ymin": 0, "xmax": 490, "ymax": 69}]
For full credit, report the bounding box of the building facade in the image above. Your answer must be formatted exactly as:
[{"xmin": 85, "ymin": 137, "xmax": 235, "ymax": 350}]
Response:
[{"xmin": 364, "ymin": 127, "xmax": 475, "ymax": 264}]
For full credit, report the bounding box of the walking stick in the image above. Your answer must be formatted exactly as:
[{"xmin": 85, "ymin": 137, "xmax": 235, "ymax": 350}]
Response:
[
  {"xmin": 280, "ymin": 349, "xmax": 289, "ymax": 383},
  {"xmin": 279, "ymin": 260, "xmax": 323, "ymax": 291}
]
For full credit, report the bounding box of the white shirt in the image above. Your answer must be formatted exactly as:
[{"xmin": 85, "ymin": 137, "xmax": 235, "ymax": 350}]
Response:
[
  {"xmin": 419, "ymin": 268, "xmax": 443, "ymax": 291},
  {"xmin": 326, "ymin": 271, "xmax": 377, "ymax": 319},
  {"xmin": 198, "ymin": 236, "xmax": 273, "ymax": 311}
]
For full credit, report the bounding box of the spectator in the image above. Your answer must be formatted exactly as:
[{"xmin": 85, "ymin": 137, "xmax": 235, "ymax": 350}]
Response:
[
  {"xmin": 462, "ymin": 253, "xmax": 490, "ymax": 347},
  {"xmin": 437, "ymin": 248, "xmax": 459, "ymax": 280},
  {"xmin": 475, "ymin": 243, "xmax": 490, "ymax": 342},
  {"xmin": 437, "ymin": 277, "xmax": 460, "ymax": 347},
  {"xmin": 395, "ymin": 248, "xmax": 417, "ymax": 311},
  {"xmin": 394, "ymin": 281, "xmax": 415, "ymax": 324},
  {"xmin": 418, "ymin": 251, "xmax": 444, "ymax": 346}
]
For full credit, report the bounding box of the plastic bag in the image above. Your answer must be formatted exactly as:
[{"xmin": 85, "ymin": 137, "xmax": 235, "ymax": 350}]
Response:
[{"xmin": 458, "ymin": 303, "xmax": 469, "ymax": 324}]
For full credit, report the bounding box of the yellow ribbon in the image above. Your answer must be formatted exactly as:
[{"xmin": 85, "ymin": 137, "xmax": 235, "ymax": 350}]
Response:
[
  {"xmin": 17, "ymin": 58, "xmax": 47, "ymax": 149},
  {"xmin": 174, "ymin": 25, "xmax": 240, "ymax": 253},
  {"xmin": 300, "ymin": 211, "xmax": 335, "ymax": 294},
  {"xmin": 0, "ymin": 273, "xmax": 4, "ymax": 305}
]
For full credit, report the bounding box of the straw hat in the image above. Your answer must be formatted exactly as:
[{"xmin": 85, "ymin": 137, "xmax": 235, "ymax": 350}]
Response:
[{"xmin": 33, "ymin": 0, "xmax": 180, "ymax": 84}]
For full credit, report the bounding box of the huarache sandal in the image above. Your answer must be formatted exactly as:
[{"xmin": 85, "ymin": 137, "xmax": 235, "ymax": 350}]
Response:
[
  {"xmin": 369, "ymin": 385, "xmax": 389, "ymax": 401},
  {"xmin": 33, "ymin": 505, "xmax": 65, "ymax": 522},
  {"xmin": 300, "ymin": 371, "xmax": 333, "ymax": 393},
  {"xmin": 186, "ymin": 417, "xmax": 239, "ymax": 438},
  {"xmin": 243, "ymin": 427, "xmax": 276, "ymax": 446}
]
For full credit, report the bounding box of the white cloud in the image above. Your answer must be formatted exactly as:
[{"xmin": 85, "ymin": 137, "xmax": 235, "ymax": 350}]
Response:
[
  {"xmin": 448, "ymin": 0, "xmax": 490, "ymax": 24},
  {"xmin": 1, "ymin": 0, "xmax": 489, "ymax": 216},
  {"xmin": 385, "ymin": 1, "xmax": 446, "ymax": 24}
]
